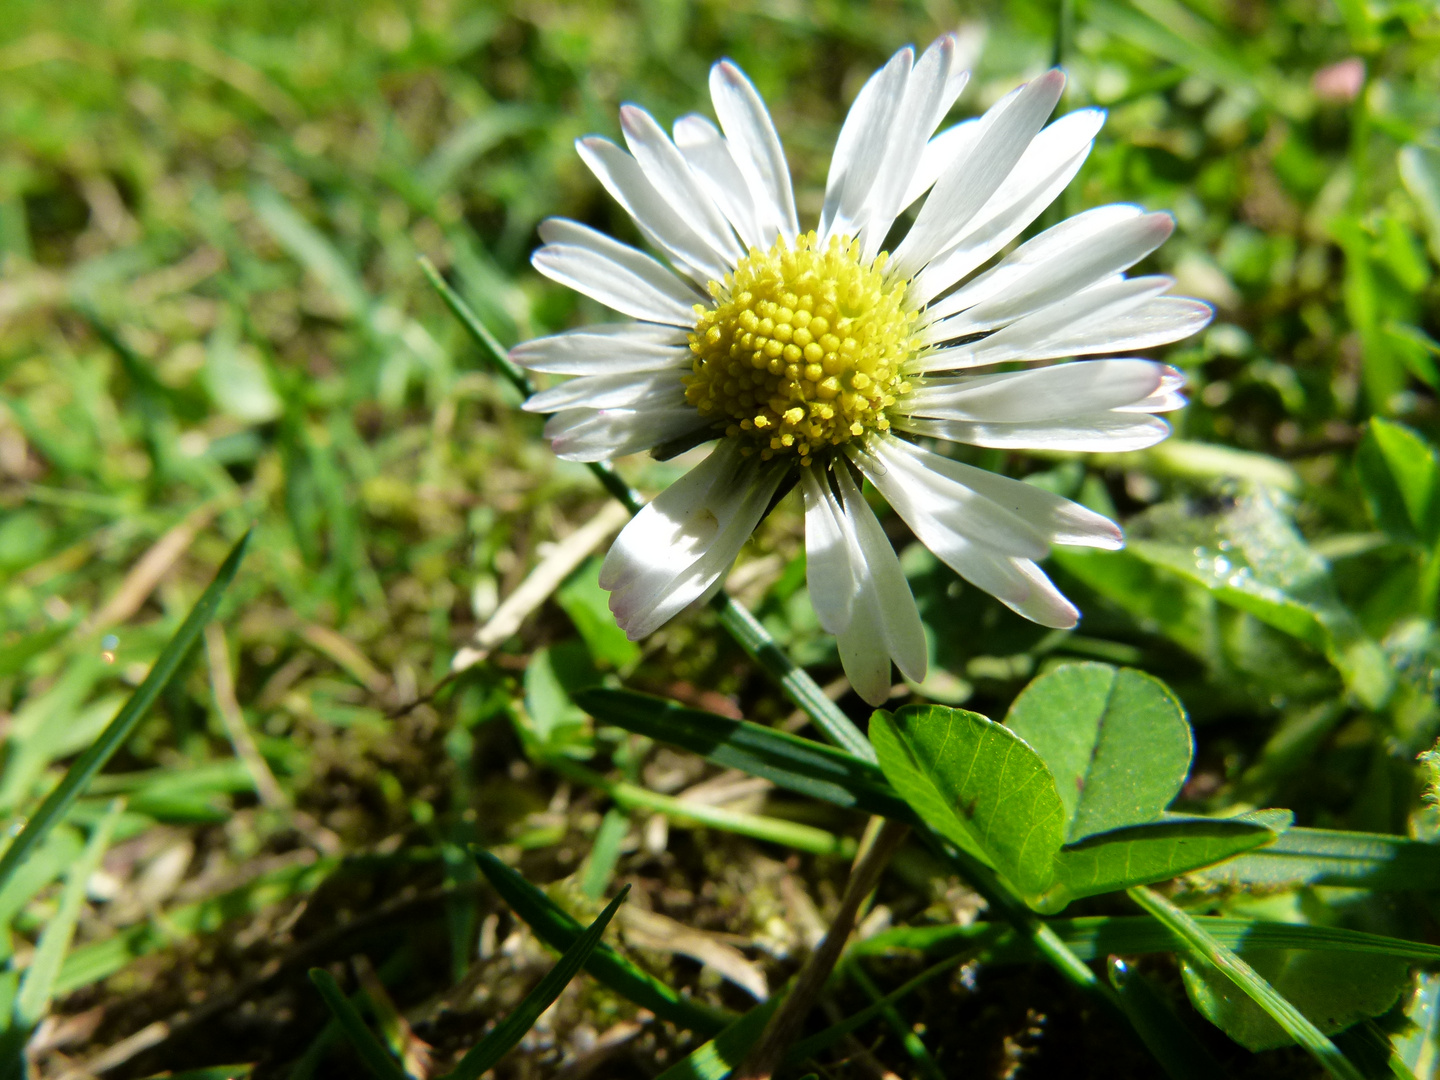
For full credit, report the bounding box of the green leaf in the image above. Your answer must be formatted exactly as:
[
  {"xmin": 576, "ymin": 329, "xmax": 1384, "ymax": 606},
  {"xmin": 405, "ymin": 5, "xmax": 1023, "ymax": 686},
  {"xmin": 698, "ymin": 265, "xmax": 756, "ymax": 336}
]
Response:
[
  {"xmin": 870, "ymin": 705, "xmax": 1066, "ymax": 899},
  {"xmin": 573, "ymin": 690, "xmax": 910, "ymax": 822},
  {"xmin": 1108, "ymin": 957, "xmax": 1235, "ymax": 1080},
  {"xmin": 1355, "ymin": 418, "xmax": 1440, "ymax": 546},
  {"xmin": 443, "ymin": 886, "xmax": 630, "ymax": 1080},
  {"xmin": 204, "ymin": 319, "xmax": 281, "ymax": 424},
  {"xmin": 1400, "ymin": 144, "xmax": 1440, "ymax": 263},
  {"xmin": 555, "ymin": 558, "xmax": 640, "ymax": 670},
  {"xmin": 1130, "ymin": 886, "xmax": 1366, "ymax": 1080},
  {"xmin": 1043, "ymin": 813, "xmax": 1288, "ymax": 910},
  {"xmin": 1180, "ymin": 950, "xmax": 1409, "ymax": 1054},
  {"xmin": 307, "ymin": 969, "xmax": 410, "ymax": 1080},
  {"xmin": 0, "ymin": 529, "xmax": 251, "ymax": 896},
  {"xmin": 519, "ymin": 643, "xmax": 599, "ymax": 759},
  {"xmin": 1127, "ymin": 489, "xmax": 1393, "ymax": 708},
  {"xmin": 1394, "ymin": 972, "xmax": 1440, "ymax": 1078},
  {"xmin": 1005, "ymin": 663, "xmax": 1192, "ymax": 841},
  {"xmin": 1192, "ymin": 826, "xmax": 1440, "ymax": 891},
  {"xmin": 472, "ymin": 847, "xmax": 732, "ymax": 1035}
]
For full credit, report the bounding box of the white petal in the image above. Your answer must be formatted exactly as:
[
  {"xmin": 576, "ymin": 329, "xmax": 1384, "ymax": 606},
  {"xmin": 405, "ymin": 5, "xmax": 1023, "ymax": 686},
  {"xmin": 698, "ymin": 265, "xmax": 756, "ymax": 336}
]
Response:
[
  {"xmin": 674, "ymin": 114, "xmax": 765, "ymax": 250},
  {"xmin": 907, "ymin": 276, "xmax": 1213, "ymax": 372},
  {"xmin": 511, "ymin": 323, "xmax": 691, "ymax": 376},
  {"xmin": 1116, "ymin": 366, "xmax": 1188, "ymax": 413},
  {"xmin": 820, "ymin": 45, "xmax": 914, "ymax": 243},
  {"xmin": 852, "ymin": 440, "xmax": 1079, "ymax": 628},
  {"xmin": 533, "ymin": 220, "xmax": 702, "ymax": 325},
  {"xmin": 855, "ymin": 437, "xmax": 1049, "ymax": 560},
  {"xmin": 859, "ymin": 36, "xmax": 969, "ymax": 262},
  {"xmin": 890, "ymin": 70, "xmax": 1066, "ymax": 281},
  {"xmin": 801, "ymin": 464, "xmax": 856, "ymax": 635},
  {"xmin": 871, "ymin": 434, "xmax": 1122, "ymax": 549},
  {"xmin": 803, "ymin": 462, "xmax": 926, "ymax": 705},
  {"xmin": 902, "ymin": 118, "xmax": 980, "ymax": 209},
  {"xmin": 1003, "ymin": 559, "xmax": 1082, "ymax": 627},
  {"xmin": 543, "ymin": 400, "xmax": 706, "ymax": 462},
  {"xmin": 920, "ymin": 207, "xmax": 1172, "ymax": 337},
  {"xmin": 601, "ymin": 440, "xmax": 785, "ymax": 638},
  {"xmin": 908, "ymin": 108, "xmax": 1106, "ymax": 305},
  {"xmin": 900, "ymin": 359, "xmax": 1168, "ymax": 422},
  {"xmin": 576, "ymin": 137, "xmax": 732, "ymax": 284},
  {"xmin": 621, "ymin": 105, "xmax": 744, "ymax": 265},
  {"xmin": 523, "ymin": 369, "xmax": 687, "ymax": 413},
  {"xmin": 709, "ymin": 61, "xmax": 799, "ymax": 246},
  {"xmin": 894, "ymin": 412, "xmax": 1173, "ymax": 452},
  {"xmin": 835, "ymin": 584, "xmax": 895, "ymax": 707},
  {"xmin": 832, "ymin": 465, "xmax": 927, "ymax": 686}
]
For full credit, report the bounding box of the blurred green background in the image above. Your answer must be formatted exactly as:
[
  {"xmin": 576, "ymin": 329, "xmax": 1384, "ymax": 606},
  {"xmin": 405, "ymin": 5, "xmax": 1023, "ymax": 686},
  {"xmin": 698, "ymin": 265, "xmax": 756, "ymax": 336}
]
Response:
[{"xmin": 2, "ymin": 0, "xmax": 1439, "ymax": 1076}]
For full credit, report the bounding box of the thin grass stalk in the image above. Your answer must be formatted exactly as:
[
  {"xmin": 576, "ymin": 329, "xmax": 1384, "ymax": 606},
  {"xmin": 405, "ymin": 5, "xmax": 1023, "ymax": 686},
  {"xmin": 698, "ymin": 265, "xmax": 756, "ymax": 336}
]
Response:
[
  {"xmin": 0, "ymin": 529, "xmax": 251, "ymax": 895},
  {"xmin": 1128, "ymin": 886, "xmax": 1366, "ymax": 1080},
  {"xmin": 307, "ymin": 969, "xmax": 411, "ymax": 1080},
  {"xmin": 551, "ymin": 759, "xmax": 856, "ymax": 858}
]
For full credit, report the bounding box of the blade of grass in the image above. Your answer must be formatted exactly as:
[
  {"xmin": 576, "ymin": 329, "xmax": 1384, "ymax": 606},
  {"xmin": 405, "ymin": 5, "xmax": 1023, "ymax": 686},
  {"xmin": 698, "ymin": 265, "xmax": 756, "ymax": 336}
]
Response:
[
  {"xmin": 307, "ymin": 969, "xmax": 410, "ymax": 1080},
  {"xmin": 781, "ymin": 954, "xmax": 968, "ymax": 1067},
  {"xmin": 843, "ymin": 959, "xmax": 946, "ymax": 1080},
  {"xmin": 0, "ymin": 800, "xmax": 124, "ymax": 1080},
  {"xmin": 1128, "ymin": 886, "xmax": 1366, "ymax": 1080},
  {"xmin": 580, "ymin": 808, "xmax": 630, "ymax": 899},
  {"xmin": 574, "ymin": 690, "xmax": 902, "ymax": 815},
  {"xmin": 551, "ymin": 759, "xmax": 856, "ymax": 859},
  {"xmin": 13, "ymin": 800, "xmax": 123, "ymax": 1027},
  {"xmin": 472, "ymin": 847, "xmax": 733, "ymax": 1035},
  {"xmin": 0, "ymin": 528, "xmax": 251, "ymax": 896},
  {"xmin": 419, "ymin": 259, "xmax": 871, "ymax": 758},
  {"xmin": 440, "ymin": 884, "xmax": 630, "ymax": 1080},
  {"xmin": 287, "ymin": 951, "xmax": 415, "ymax": 1080},
  {"xmin": 653, "ymin": 1000, "xmax": 782, "ymax": 1080},
  {"xmin": 854, "ymin": 914, "xmax": 1440, "ymax": 966}
]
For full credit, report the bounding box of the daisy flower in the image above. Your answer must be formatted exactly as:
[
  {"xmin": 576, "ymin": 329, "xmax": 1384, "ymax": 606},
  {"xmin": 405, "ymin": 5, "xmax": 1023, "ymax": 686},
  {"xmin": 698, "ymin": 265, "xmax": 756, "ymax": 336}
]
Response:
[{"xmin": 512, "ymin": 35, "xmax": 1210, "ymax": 706}]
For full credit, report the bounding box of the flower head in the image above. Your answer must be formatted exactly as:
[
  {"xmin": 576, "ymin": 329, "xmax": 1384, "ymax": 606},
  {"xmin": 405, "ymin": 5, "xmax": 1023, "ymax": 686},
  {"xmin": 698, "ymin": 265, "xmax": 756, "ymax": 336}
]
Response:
[{"xmin": 513, "ymin": 36, "xmax": 1211, "ymax": 706}]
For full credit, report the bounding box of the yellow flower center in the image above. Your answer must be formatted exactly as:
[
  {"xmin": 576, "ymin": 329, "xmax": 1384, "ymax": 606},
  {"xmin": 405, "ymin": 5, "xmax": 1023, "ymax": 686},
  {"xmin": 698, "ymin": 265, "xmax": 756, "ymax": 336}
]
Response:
[{"xmin": 683, "ymin": 232, "xmax": 916, "ymax": 466}]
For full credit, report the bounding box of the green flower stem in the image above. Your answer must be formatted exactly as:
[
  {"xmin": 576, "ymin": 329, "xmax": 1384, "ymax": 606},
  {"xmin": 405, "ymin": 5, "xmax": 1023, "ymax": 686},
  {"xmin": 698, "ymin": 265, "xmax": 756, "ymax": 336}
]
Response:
[
  {"xmin": 1127, "ymin": 886, "xmax": 1366, "ymax": 1080},
  {"xmin": 943, "ymin": 844, "xmax": 1108, "ymax": 996},
  {"xmin": 420, "ymin": 257, "xmax": 873, "ymax": 757},
  {"xmin": 711, "ymin": 594, "xmax": 875, "ymax": 762},
  {"xmin": 551, "ymin": 759, "xmax": 856, "ymax": 859}
]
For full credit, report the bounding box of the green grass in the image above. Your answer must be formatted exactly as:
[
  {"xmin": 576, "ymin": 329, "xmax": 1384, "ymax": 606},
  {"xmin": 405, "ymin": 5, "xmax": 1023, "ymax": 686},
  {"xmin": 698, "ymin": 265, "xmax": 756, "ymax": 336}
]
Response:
[{"xmin": 1, "ymin": 0, "xmax": 1439, "ymax": 1076}]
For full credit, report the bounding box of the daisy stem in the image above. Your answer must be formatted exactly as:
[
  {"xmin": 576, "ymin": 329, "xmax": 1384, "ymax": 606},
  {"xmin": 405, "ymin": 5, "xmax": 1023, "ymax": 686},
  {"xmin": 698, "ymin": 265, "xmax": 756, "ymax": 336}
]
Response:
[
  {"xmin": 421, "ymin": 256, "xmax": 877, "ymax": 761},
  {"xmin": 712, "ymin": 596, "xmax": 877, "ymax": 762}
]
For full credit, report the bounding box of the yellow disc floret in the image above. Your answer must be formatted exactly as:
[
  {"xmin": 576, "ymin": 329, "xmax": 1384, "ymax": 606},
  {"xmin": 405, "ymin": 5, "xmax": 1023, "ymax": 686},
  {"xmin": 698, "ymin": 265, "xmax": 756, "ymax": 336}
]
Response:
[{"xmin": 684, "ymin": 232, "xmax": 916, "ymax": 466}]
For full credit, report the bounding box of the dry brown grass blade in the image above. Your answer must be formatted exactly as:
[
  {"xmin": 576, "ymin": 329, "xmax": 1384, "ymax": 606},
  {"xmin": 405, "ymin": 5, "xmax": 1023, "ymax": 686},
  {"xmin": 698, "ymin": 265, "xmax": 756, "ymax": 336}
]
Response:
[
  {"xmin": 451, "ymin": 499, "xmax": 631, "ymax": 674},
  {"xmin": 299, "ymin": 622, "xmax": 391, "ymax": 696},
  {"xmin": 84, "ymin": 501, "xmax": 224, "ymax": 634},
  {"xmin": 206, "ymin": 622, "xmax": 342, "ymax": 856},
  {"xmin": 619, "ymin": 907, "xmax": 769, "ymax": 1001},
  {"xmin": 733, "ymin": 818, "xmax": 910, "ymax": 1080}
]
